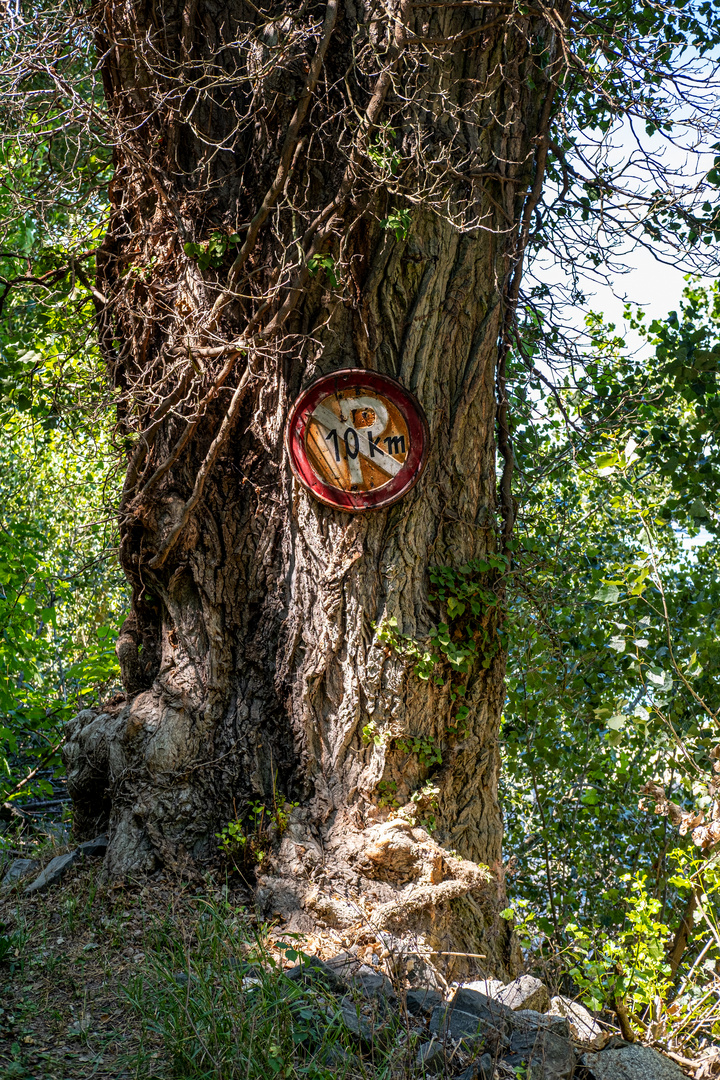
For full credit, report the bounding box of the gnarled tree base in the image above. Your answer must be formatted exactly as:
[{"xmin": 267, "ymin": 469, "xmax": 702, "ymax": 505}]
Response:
[{"xmin": 64, "ymin": 704, "xmax": 519, "ymax": 980}]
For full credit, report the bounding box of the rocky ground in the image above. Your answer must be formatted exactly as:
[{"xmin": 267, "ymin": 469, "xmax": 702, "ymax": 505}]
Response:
[{"xmin": 1, "ymin": 837, "xmax": 718, "ymax": 1080}]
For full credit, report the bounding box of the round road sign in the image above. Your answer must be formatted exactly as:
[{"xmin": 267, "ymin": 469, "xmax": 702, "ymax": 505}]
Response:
[{"xmin": 285, "ymin": 369, "xmax": 429, "ymax": 511}]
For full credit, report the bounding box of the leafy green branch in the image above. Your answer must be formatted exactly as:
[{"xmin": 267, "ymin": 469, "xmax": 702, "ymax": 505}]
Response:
[
  {"xmin": 183, "ymin": 232, "xmax": 241, "ymax": 272},
  {"xmin": 216, "ymin": 794, "xmax": 297, "ymax": 876},
  {"xmin": 380, "ymin": 208, "xmax": 411, "ymax": 241},
  {"xmin": 307, "ymin": 253, "xmax": 338, "ymax": 288}
]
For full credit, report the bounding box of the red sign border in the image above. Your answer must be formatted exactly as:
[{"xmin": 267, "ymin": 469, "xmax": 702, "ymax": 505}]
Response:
[{"xmin": 285, "ymin": 369, "xmax": 430, "ymax": 512}]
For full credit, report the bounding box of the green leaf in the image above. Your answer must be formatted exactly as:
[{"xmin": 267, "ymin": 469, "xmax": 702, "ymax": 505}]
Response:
[
  {"xmin": 593, "ymin": 583, "xmax": 621, "ymax": 604},
  {"xmin": 581, "ymin": 789, "xmax": 600, "ymax": 805}
]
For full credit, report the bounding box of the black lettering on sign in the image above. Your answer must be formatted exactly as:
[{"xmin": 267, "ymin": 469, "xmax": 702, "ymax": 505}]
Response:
[
  {"xmin": 344, "ymin": 428, "xmax": 360, "ymax": 459},
  {"xmin": 384, "ymin": 434, "xmax": 406, "ymax": 455},
  {"xmin": 325, "ymin": 428, "xmax": 340, "ymax": 462},
  {"xmin": 368, "ymin": 432, "xmax": 381, "ymax": 457}
]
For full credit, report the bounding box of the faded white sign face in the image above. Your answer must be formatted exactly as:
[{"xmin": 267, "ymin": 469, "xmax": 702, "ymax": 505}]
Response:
[{"xmin": 306, "ymin": 389, "xmax": 409, "ymax": 493}]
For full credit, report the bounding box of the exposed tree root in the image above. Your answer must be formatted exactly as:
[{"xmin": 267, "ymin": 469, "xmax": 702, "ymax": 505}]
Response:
[{"xmin": 64, "ymin": 709, "xmax": 519, "ymax": 979}]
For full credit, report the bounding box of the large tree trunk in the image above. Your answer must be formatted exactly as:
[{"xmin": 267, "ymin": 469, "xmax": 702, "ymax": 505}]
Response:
[{"xmin": 64, "ymin": 0, "xmax": 566, "ymax": 977}]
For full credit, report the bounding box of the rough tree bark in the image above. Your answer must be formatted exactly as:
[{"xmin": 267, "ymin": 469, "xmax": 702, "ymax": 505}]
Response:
[{"xmin": 64, "ymin": 0, "xmax": 568, "ymax": 976}]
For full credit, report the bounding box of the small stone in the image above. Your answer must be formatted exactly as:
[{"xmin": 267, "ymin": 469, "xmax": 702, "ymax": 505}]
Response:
[
  {"xmin": 43, "ymin": 822, "xmax": 70, "ymax": 844},
  {"xmin": 505, "ymin": 1028, "xmax": 576, "ymax": 1080},
  {"xmin": 407, "ymin": 953, "xmax": 445, "ymax": 990},
  {"xmin": 497, "ymin": 975, "xmax": 550, "ymax": 1013},
  {"xmin": 375, "ymin": 934, "xmax": 444, "ymax": 990},
  {"xmin": 456, "ymin": 1055, "xmax": 495, "ymax": 1080},
  {"xmin": 324, "ymin": 1046, "xmax": 353, "ymax": 1066},
  {"xmin": 581, "ymin": 1044, "xmax": 687, "ymax": 1080},
  {"xmin": 24, "ymin": 851, "xmax": 79, "ymax": 894},
  {"xmin": 76, "ymin": 834, "xmax": 109, "ymax": 858},
  {"xmin": 284, "ymin": 955, "xmax": 348, "ymax": 995},
  {"xmin": 348, "ymin": 967, "xmax": 397, "ymax": 1003},
  {"xmin": 416, "ymin": 1039, "xmax": 447, "ymax": 1074},
  {"xmin": 337, "ymin": 1003, "xmax": 374, "ymax": 1044},
  {"xmin": 451, "ymin": 987, "xmax": 512, "ymax": 1026},
  {"xmin": 405, "ymin": 987, "xmax": 444, "ymax": 1017},
  {"xmin": 67, "ymin": 1012, "xmax": 91, "ymax": 1035},
  {"xmin": 1, "ymin": 858, "xmax": 38, "ymax": 888},
  {"xmin": 510, "ymin": 1010, "xmax": 571, "ymax": 1038},
  {"xmin": 549, "ymin": 995, "xmax": 604, "ymax": 1045},
  {"xmin": 429, "ymin": 1003, "xmax": 501, "ymax": 1045},
  {"xmin": 324, "ymin": 950, "xmax": 360, "ymax": 978}
]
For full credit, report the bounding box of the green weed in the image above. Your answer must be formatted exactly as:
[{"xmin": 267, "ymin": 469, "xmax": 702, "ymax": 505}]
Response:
[{"xmin": 124, "ymin": 899, "xmax": 425, "ymax": 1079}]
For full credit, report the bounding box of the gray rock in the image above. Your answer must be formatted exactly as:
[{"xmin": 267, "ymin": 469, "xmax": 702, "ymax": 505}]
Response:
[
  {"xmin": 416, "ymin": 1039, "xmax": 447, "ymax": 1074},
  {"xmin": 348, "ymin": 967, "xmax": 396, "ymax": 1003},
  {"xmin": 1, "ymin": 858, "xmax": 38, "ymax": 888},
  {"xmin": 324, "ymin": 1046, "xmax": 353, "ymax": 1067},
  {"xmin": 504, "ymin": 1028, "xmax": 576, "ymax": 1080},
  {"xmin": 549, "ymin": 995, "xmax": 604, "ymax": 1044},
  {"xmin": 430, "ymin": 1004, "xmax": 486, "ymax": 1043},
  {"xmin": 337, "ymin": 1003, "xmax": 374, "ymax": 1045},
  {"xmin": 76, "ymin": 834, "xmax": 108, "ymax": 858},
  {"xmin": 324, "ymin": 950, "xmax": 361, "ymax": 978},
  {"xmin": 24, "ymin": 851, "xmax": 79, "ymax": 894},
  {"xmin": 406, "ymin": 987, "xmax": 444, "ymax": 1017},
  {"xmin": 498, "ymin": 974, "xmax": 550, "ymax": 1013},
  {"xmin": 581, "ymin": 1044, "xmax": 687, "ymax": 1080},
  {"xmin": 429, "ymin": 1001, "xmax": 507, "ymax": 1047},
  {"xmin": 456, "ymin": 1056, "xmax": 494, "ymax": 1080},
  {"xmin": 376, "ymin": 934, "xmax": 445, "ymax": 990},
  {"xmin": 406, "ymin": 953, "xmax": 445, "ymax": 990},
  {"xmin": 284, "ymin": 955, "xmax": 348, "ymax": 995},
  {"xmin": 464, "ymin": 978, "xmax": 505, "ymax": 999},
  {"xmin": 42, "ymin": 822, "xmax": 70, "ymax": 843},
  {"xmin": 510, "ymin": 1010, "xmax": 571, "ymax": 1038},
  {"xmin": 451, "ymin": 987, "xmax": 512, "ymax": 1025}
]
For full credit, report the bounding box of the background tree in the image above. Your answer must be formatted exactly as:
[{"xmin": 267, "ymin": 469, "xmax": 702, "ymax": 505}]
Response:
[{"xmin": 0, "ymin": 87, "xmax": 124, "ymax": 823}]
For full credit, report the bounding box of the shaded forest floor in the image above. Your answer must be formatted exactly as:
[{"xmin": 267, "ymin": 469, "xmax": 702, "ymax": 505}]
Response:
[
  {"xmin": 0, "ymin": 857, "xmax": 190, "ymax": 1080},
  {"xmin": 0, "ymin": 840, "xmax": 432, "ymax": 1080},
  {"xmin": 1, "ymin": 834, "xmax": 712, "ymax": 1080}
]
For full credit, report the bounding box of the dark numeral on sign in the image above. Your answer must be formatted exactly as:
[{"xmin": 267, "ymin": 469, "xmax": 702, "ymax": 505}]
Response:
[
  {"xmin": 325, "ymin": 428, "xmax": 340, "ymax": 462},
  {"xmin": 344, "ymin": 427, "xmax": 360, "ymax": 459},
  {"xmin": 325, "ymin": 425, "xmax": 407, "ymax": 462}
]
